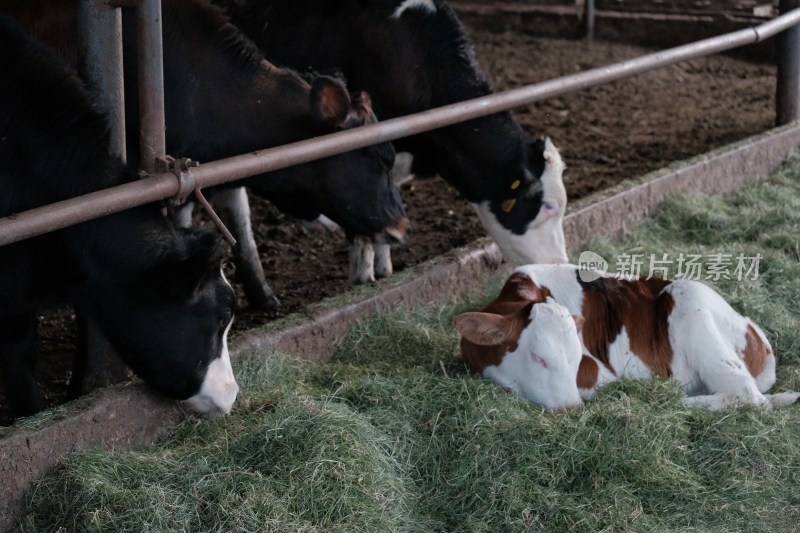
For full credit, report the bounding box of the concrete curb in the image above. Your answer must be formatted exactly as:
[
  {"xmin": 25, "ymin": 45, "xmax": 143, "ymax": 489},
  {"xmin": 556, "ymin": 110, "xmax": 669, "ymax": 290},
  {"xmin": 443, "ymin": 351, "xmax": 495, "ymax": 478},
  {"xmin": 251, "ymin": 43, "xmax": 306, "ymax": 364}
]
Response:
[{"xmin": 2, "ymin": 123, "xmax": 799, "ymax": 530}]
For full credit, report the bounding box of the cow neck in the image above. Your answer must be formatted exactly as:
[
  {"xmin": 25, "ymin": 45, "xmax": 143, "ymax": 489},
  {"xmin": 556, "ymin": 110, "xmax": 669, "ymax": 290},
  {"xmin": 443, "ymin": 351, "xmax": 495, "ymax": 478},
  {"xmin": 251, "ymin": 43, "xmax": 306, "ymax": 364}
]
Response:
[
  {"xmin": 231, "ymin": 0, "xmax": 533, "ymax": 202},
  {"xmin": 156, "ymin": 0, "xmax": 316, "ymax": 162},
  {"xmin": 576, "ymin": 273, "xmax": 675, "ymax": 378},
  {"xmin": 377, "ymin": 1, "xmax": 531, "ymax": 202}
]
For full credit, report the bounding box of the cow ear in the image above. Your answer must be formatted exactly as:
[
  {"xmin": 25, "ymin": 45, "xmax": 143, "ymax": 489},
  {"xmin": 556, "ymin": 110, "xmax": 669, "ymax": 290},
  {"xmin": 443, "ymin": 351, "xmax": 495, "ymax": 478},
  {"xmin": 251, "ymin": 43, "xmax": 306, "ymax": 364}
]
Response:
[
  {"xmin": 454, "ymin": 312, "xmax": 512, "ymax": 346},
  {"xmin": 572, "ymin": 315, "xmax": 585, "ymax": 333},
  {"xmin": 351, "ymin": 91, "xmax": 375, "ymax": 121},
  {"xmin": 151, "ymin": 230, "xmax": 224, "ymax": 300},
  {"xmin": 310, "ymin": 76, "xmax": 351, "ymax": 126},
  {"xmin": 499, "ymin": 272, "xmax": 548, "ymax": 303}
]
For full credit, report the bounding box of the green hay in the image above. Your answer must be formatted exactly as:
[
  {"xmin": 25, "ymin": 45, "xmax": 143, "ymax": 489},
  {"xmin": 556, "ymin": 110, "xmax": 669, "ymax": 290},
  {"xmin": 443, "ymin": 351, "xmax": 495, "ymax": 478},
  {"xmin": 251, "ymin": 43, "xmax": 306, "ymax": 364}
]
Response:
[{"xmin": 16, "ymin": 155, "xmax": 800, "ymax": 532}]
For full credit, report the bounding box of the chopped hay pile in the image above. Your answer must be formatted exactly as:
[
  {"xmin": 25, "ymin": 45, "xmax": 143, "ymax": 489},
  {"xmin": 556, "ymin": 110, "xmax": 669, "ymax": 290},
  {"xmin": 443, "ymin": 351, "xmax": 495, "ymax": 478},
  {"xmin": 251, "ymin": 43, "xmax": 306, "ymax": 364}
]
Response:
[{"xmin": 16, "ymin": 157, "xmax": 800, "ymax": 532}]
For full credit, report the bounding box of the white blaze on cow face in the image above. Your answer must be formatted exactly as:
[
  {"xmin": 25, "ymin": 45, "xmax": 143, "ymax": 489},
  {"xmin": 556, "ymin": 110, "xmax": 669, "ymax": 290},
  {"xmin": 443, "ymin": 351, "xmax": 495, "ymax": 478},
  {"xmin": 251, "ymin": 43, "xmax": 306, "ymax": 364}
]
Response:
[
  {"xmin": 472, "ymin": 138, "xmax": 568, "ymax": 265},
  {"xmin": 184, "ymin": 271, "xmax": 238, "ymax": 415},
  {"xmin": 391, "ymin": 0, "xmax": 437, "ymax": 19},
  {"xmin": 184, "ymin": 316, "xmax": 238, "ymax": 415}
]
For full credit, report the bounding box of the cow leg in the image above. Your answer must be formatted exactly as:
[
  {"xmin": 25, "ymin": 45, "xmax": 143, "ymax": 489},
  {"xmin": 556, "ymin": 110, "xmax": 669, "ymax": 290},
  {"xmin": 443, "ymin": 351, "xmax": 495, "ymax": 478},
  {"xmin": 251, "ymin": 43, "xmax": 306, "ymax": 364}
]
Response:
[
  {"xmin": 68, "ymin": 312, "xmax": 131, "ymax": 399},
  {"xmin": 390, "ymin": 152, "xmax": 415, "ymax": 186},
  {"xmin": 0, "ymin": 312, "xmax": 43, "ymax": 417},
  {"xmin": 349, "ymin": 235, "xmax": 375, "ymax": 284},
  {"xmin": 681, "ymin": 310, "xmax": 769, "ymax": 409},
  {"xmin": 765, "ymin": 391, "xmax": 800, "ymax": 408},
  {"xmin": 373, "ymin": 243, "xmax": 393, "ymax": 279},
  {"xmin": 213, "ymin": 187, "xmax": 279, "ymax": 310}
]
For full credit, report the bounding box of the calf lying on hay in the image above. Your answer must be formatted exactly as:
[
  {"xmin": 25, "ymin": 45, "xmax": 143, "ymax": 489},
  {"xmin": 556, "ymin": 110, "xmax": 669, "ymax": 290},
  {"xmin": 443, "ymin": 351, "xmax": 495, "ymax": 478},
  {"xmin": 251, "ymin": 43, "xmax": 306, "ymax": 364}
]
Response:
[{"xmin": 455, "ymin": 264, "xmax": 800, "ymax": 411}]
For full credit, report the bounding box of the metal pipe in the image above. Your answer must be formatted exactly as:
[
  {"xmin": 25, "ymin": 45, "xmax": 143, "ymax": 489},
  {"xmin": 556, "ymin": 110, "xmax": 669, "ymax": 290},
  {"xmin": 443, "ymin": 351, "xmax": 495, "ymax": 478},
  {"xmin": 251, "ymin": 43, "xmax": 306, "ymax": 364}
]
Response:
[
  {"xmin": 77, "ymin": 0, "xmax": 126, "ymax": 162},
  {"xmin": 3, "ymin": 8, "xmax": 800, "ymax": 247},
  {"xmin": 137, "ymin": 0, "xmax": 166, "ymax": 174},
  {"xmin": 77, "ymin": 0, "xmax": 130, "ymax": 394},
  {"xmin": 584, "ymin": 0, "xmax": 595, "ymax": 40},
  {"xmin": 777, "ymin": 0, "xmax": 800, "ymax": 125}
]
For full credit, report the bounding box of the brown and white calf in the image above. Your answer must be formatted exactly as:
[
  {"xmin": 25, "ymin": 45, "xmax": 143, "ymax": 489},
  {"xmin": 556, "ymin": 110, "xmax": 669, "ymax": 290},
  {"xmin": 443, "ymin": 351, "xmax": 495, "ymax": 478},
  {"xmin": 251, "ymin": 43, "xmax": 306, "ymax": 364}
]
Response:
[{"xmin": 454, "ymin": 264, "xmax": 800, "ymax": 411}]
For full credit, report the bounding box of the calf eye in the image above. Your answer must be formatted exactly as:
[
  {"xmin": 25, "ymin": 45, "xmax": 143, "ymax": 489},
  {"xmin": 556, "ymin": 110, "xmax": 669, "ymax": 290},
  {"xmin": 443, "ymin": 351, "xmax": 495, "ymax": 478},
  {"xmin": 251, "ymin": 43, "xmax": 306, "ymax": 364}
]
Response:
[{"xmin": 530, "ymin": 352, "xmax": 548, "ymax": 369}]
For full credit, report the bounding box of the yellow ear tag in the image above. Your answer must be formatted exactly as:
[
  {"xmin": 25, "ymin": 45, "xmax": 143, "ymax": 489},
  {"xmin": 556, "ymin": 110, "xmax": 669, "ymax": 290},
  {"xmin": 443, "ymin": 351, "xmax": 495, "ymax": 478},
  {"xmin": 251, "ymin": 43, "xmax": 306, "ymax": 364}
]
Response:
[
  {"xmin": 510, "ymin": 179, "xmax": 521, "ymax": 190},
  {"xmin": 501, "ymin": 198, "xmax": 516, "ymax": 212}
]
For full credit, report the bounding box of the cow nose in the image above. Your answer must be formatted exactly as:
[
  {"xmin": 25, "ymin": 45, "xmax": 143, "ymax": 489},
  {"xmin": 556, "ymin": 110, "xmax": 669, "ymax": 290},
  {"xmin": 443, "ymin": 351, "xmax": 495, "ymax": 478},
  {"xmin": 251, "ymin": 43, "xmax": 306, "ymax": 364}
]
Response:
[{"xmin": 382, "ymin": 217, "xmax": 412, "ymax": 244}]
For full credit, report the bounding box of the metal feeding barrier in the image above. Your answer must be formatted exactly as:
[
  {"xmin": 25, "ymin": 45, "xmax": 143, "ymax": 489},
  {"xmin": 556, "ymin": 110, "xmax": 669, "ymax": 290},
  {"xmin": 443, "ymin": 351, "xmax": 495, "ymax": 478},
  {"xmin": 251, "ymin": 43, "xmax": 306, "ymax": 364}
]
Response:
[{"xmin": 1, "ymin": 1, "xmax": 800, "ymax": 247}]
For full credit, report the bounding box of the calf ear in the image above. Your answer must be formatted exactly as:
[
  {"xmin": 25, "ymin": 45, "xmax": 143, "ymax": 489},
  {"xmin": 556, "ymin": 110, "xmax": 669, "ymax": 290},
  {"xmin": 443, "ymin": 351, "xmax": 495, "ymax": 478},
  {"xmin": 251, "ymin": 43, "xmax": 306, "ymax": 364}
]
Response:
[
  {"xmin": 151, "ymin": 230, "xmax": 224, "ymax": 300},
  {"xmin": 454, "ymin": 312, "xmax": 512, "ymax": 346},
  {"xmin": 499, "ymin": 272, "xmax": 548, "ymax": 303},
  {"xmin": 310, "ymin": 76, "xmax": 351, "ymax": 126}
]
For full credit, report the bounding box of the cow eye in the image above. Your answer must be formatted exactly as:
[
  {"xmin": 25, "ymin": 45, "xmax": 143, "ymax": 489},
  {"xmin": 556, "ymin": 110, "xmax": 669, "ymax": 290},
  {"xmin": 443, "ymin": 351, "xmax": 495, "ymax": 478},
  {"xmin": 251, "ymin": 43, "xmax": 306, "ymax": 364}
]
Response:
[{"xmin": 218, "ymin": 309, "xmax": 233, "ymax": 329}]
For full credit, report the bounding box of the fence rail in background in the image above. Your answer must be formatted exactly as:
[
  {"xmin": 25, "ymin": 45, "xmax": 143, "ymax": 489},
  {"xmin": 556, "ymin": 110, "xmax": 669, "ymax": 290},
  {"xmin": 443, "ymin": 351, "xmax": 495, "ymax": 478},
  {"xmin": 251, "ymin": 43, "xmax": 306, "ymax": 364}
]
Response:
[{"xmin": 2, "ymin": 6, "xmax": 800, "ymax": 247}]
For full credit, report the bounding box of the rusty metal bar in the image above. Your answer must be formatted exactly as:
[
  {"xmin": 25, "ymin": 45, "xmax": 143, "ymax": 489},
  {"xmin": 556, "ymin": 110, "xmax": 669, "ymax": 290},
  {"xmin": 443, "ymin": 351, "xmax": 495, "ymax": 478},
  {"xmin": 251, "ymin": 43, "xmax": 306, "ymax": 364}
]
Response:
[
  {"xmin": 77, "ymin": 0, "xmax": 126, "ymax": 162},
  {"xmin": 3, "ymin": 8, "xmax": 800, "ymax": 247},
  {"xmin": 137, "ymin": 0, "xmax": 166, "ymax": 174},
  {"xmin": 777, "ymin": 0, "xmax": 800, "ymax": 124}
]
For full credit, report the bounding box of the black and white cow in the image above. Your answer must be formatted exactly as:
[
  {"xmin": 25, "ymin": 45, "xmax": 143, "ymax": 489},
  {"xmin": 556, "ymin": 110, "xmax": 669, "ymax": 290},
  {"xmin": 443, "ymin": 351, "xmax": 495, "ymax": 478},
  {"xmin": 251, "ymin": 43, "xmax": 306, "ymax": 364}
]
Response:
[
  {"xmin": 215, "ymin": 0, "xmax": 570, "ymax": 281},
  {"xmin": 0, "ymin": 15, "xmax": 238, "ymax": 418},
  {"xmin": 2, "ymin": 0, "xmax": 410, "ymax": 309}
]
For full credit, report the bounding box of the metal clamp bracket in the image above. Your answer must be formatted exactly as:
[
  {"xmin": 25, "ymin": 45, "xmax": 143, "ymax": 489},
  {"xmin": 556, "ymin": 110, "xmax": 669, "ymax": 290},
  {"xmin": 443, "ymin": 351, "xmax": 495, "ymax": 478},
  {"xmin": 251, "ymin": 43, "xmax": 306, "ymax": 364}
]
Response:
[{"xmin": 167, "ymin": 156, "xmax": 237, "ymax": 246}]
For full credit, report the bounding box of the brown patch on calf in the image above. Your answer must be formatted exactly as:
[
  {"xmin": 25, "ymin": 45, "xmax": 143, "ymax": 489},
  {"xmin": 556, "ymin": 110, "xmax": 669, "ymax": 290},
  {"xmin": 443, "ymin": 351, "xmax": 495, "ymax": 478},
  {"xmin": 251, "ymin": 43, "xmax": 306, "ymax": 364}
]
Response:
[
  {"xmin": 578, "ymin": 275, "xmax": 674, "ymax": 378},
  {"xmin": 459, "ymin": 311, "xmax": 530, "ymax": 373},
  {"xmin": 492, "ymin": 272, "xmax": 551, "ymax": 311},
  {"xmin": 457, "ymin": 273, "xmax": 550, "ymax": 374},
  {"xmin": 577, "ymin": 355, "xmax": 599, "ymax": 390},
  {"xmin": 742, "ymin": 324, "xmax": 770, "ymax": 378}
]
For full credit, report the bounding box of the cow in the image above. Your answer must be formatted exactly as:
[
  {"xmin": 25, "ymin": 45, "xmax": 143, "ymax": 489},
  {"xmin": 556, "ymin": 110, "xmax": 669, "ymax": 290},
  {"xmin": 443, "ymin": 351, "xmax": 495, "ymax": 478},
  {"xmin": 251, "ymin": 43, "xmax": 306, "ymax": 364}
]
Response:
[
  {"xmin": 0, "ymin": 15, "xmax": 238, "ymax": 418},
  {"xmin": 454, "ymin": 264, "xmax": 800, "ymax": 411},
  {"xmin": 0, "ymin": 0, "xmax": 410, "ymax": 309},
  {"xmin": 214, "ymin": 0, "xmax": 570, "ymax": 282}
]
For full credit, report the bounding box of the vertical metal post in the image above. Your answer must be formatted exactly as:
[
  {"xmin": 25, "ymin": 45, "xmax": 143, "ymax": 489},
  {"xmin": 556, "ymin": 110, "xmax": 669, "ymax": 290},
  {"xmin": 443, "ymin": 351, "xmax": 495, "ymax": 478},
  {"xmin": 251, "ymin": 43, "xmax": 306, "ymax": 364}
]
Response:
[
  {"xmin": 777, "ymin": 0, "xmax": 800, "ymax": 125},
  {"xmin": 584, "ymin": 0, "xmax": 595, "ymax": 40},
  {"xmin": 137, "ymin": 0, "xmax": 167, "ymax": 173},
  {"xmin": 75, "ymin": 0, "xmax": 131, "ymax": 393},
  {"xmin": 77, "ymin": 0, "xmax": 126, "ymax": 161}
]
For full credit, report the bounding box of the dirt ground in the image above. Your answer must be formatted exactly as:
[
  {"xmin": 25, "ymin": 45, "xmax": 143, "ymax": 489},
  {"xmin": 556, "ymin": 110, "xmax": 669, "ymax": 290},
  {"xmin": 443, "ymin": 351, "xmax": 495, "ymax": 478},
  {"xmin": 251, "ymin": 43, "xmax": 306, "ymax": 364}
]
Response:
[
  {"xmin": 236, "ymin": 29, "xmax": 777, "ymax": 325},
  {"xmin": 4, "ymin": 28, "xmax": 777, "ymax": 424}
]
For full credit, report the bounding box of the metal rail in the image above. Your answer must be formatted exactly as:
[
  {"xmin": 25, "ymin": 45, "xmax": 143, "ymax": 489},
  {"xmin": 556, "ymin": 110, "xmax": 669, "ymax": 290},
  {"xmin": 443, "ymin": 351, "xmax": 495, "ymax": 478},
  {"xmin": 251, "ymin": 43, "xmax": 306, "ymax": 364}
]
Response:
[
  {"xmin": 777, "ymin": 0, "xmax": 800, "ymax": 123},
  {"xmin": 77, "ymin": 0, "xmax": 126, "ymax": 161},
  {"xmin": 2, "ymin": 7, "xmax": 800, "ymax": 247}
]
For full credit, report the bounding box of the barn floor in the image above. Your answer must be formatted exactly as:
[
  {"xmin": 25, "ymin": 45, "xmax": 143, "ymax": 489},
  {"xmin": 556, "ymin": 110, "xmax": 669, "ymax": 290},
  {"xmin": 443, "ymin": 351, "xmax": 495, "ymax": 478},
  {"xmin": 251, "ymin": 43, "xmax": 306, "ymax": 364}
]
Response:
[{"xmin": 5, "ymin": 29, "xmax": 777, "ymax": 425}]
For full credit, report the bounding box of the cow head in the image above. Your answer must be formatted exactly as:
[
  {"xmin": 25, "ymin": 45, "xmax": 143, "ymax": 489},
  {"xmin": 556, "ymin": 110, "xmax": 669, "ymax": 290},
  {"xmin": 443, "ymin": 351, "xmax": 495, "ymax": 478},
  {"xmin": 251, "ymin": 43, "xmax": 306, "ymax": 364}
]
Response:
[
  {"xmin": 85, "ymin": 227, "xmax": 238, "ymax": 415},
  {"xmin": 472, "ymin": 137, "xmax": 568, "ymax": 265},
  {"xmin": 454, "ymin": 274, "xmax": 583, "ymax": 411},
  {"xmin": 250, "ymin": 76, "xmax": 410, "ymax": 246}
]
